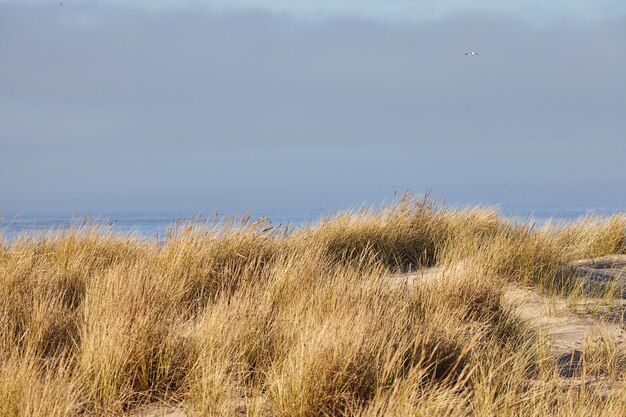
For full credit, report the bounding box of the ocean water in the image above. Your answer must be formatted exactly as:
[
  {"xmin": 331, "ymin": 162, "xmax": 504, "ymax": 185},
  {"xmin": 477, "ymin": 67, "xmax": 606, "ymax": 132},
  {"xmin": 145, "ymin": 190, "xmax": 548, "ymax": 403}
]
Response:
[{"xmin": 2, "ymin": 198, "xmax": 624, "ymax": 241}]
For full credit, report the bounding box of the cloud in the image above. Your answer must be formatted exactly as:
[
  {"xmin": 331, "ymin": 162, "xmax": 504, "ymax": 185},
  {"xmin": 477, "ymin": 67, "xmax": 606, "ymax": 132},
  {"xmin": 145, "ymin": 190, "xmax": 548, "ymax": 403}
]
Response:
[{"xmin": 1, "ymin": 2, "xmax": 625, "ymax": 214}]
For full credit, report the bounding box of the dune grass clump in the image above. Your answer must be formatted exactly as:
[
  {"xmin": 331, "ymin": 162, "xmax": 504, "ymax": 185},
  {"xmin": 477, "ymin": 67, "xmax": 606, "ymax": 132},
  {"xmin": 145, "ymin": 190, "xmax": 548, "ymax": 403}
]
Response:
[
  {"xmin": 0, "ymin": 195, "xmax": 625, "ymax": 416},
  {"xmin": 470, "ymin": 215, "xmax": 626, "ymax": 291},
  {"xmin": 300, "ymin": 196, "xmax": 444, "ymax": 270}
]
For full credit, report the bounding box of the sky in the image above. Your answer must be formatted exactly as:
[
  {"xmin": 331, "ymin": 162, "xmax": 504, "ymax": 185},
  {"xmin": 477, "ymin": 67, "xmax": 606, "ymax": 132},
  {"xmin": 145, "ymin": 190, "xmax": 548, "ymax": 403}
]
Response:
[{"xmin": 1, "ymin": 0, "xmax": 626, "ymax": 217}]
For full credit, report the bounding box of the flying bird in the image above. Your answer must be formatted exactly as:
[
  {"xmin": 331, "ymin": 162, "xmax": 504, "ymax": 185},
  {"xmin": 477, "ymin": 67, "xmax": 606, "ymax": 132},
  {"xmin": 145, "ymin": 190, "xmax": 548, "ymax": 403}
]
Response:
[{"xmin": 465, "ymin": 51, "xmax": 479, "ymax": 56}]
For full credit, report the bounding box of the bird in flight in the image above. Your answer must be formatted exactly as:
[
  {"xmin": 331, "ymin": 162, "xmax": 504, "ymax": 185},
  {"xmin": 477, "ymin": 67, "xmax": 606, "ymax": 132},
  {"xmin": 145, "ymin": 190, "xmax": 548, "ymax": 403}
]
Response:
[{"xmin": 465, "ymin": 51, "xmax": 479, "ymax": 56}]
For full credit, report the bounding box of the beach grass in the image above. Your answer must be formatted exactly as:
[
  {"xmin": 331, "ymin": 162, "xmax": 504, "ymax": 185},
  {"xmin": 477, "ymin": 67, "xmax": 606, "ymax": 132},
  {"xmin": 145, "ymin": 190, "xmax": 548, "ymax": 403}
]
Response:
[{"xmin": 1, "ymin": 194, "xmax": 625, "ymax": 416}]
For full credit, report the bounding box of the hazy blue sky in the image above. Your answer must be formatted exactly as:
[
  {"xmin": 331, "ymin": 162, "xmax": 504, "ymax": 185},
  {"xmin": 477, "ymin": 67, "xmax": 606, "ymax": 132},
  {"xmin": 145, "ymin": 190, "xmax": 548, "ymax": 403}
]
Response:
[{"xmin": 1, "ymin": 0, "xmax": 625, "ymax": 216}]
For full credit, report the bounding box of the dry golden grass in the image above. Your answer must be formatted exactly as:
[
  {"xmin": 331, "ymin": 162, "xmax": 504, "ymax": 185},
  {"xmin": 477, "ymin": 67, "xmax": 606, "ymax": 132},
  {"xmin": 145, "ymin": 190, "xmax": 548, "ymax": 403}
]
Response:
[{"xmin": 0, "ymin": 195, "xmax": 625, "ymax": 416}]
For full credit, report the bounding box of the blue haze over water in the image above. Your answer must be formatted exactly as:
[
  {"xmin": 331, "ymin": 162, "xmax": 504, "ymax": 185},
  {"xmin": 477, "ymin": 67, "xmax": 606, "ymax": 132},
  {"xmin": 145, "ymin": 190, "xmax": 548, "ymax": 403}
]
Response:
[{"xmin": 3, "ymin": 187, "xmax": 625, "ymax": 240}]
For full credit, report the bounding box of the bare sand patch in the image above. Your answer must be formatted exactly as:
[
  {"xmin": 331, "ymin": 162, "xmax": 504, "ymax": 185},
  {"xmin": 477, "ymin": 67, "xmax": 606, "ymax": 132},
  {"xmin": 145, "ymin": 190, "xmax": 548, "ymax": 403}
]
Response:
[{"xmin": 390, "ymin": 256, "xmax": 626, "ymax": 381}]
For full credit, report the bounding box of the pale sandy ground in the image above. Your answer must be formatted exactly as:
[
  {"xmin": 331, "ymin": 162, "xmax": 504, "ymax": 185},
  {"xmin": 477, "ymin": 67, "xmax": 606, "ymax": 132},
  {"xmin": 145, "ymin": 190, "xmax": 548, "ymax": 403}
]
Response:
[
  {"xmin": 402, "ymin": 256, "xmax": 626, "ymax": 376},
  {"xmin": 503, "ymin": 288, "xmax": 626, "ymax": 375},
  {"xmin": 503, "ymin": 255, "xmax": 626, "ymax": 399},
  {"xmin": 134, "ymin": 255, "xmax": 626, "ymax": 416}
]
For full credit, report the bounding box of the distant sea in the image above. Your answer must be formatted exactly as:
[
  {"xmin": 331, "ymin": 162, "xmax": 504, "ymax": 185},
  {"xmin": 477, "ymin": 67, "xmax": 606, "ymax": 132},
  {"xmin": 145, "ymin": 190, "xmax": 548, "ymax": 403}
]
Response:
[{"xmin": 2, "ymin": 199, "xmax": 625, "ymax": 241}]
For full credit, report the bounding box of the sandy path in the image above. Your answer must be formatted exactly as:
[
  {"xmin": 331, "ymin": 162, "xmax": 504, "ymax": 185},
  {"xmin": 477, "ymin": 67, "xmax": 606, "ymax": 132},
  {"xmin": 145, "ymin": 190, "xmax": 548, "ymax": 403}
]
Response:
[
  {"xmin": 389, "ymin": 255, "xmax": 626, "ymax": 378},
  {"xmin": 502, "ymin": 287, "xmax": 626, "ymax": 376}
]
